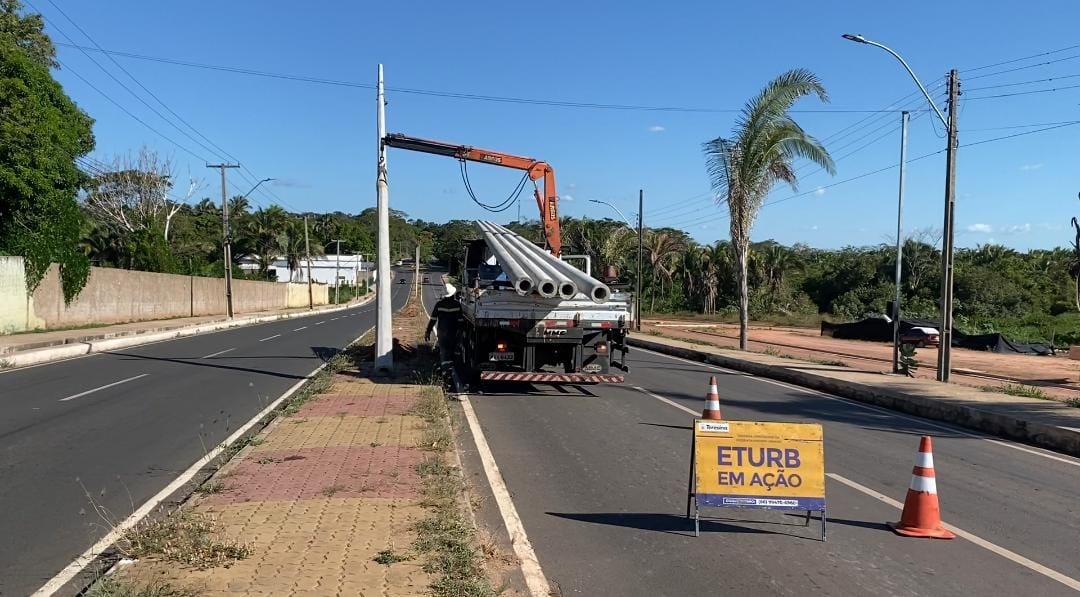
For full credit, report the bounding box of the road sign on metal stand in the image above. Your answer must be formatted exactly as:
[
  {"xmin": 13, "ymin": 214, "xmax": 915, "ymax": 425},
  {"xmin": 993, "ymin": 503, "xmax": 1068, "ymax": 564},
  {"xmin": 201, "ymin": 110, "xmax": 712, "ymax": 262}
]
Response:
[{"xmin": 686, "ymin": 420, "xmax": 826, "ymax": 540}]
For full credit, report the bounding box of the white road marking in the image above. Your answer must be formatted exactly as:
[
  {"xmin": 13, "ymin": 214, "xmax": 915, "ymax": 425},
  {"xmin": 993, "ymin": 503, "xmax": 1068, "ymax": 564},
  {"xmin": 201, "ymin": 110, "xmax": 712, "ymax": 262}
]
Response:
[
  {"xmin": 200, "ymin": 347, "xmax": 235, "ymax": 359},
  {"xmin": 639, "ymin": 346, "xmax": 1080, "ymax": 468},
  {"xmin": 34, "ymin": 324, "xmax": 377, "ymax": 596},
  {"xmin": 459, "ymin": 395, "xmax": 550, "ymax": 596},
  {"xmin": 330, "ymin": 317, "xmax": 340, "ymax": 321},
  {"xmin": 292, "ymin": 326, "xmax": 308, "ymax": 332},
  {"xmin": 827, "ymin": 472, "xmax": 1080, "ymax": 592},
  {"xmin": 315, "ymin": 321, "xmax": 326, "ymax": 325},
  {"xmin": 258, "ymin": 334, "xmax": 281, "ymax": 342},
  {"xmin": 635, "ymin": 380, "xmax": 1080, "ymax": 592},
  {"xmin": 635, "ymin": 386, "xmax": 699, "ymax": 416},
  {"xmin": 59, "ymin": 374, "xmax": 149, "ymax": 402}
]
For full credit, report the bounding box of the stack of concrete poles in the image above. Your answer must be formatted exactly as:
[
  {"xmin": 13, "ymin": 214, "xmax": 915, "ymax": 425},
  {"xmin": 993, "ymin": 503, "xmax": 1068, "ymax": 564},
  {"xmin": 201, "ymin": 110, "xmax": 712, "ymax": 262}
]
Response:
[{"xmin": 476, "ymin": 221, "xmax": 610, "ymax": 303}]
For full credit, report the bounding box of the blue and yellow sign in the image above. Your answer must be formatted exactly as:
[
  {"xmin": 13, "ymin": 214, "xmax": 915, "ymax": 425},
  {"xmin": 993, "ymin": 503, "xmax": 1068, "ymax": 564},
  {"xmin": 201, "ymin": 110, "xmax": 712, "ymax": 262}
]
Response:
[{"xmin": 693, "ymin": 420, "xmax": 825, "ymax": 511}]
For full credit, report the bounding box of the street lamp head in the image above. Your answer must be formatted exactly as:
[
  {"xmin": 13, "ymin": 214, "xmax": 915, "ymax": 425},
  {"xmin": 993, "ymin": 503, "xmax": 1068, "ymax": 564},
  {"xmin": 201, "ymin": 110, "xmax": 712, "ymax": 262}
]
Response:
[{"xmin": 842, "ymin": 33, "xmax": 868, "ymax": 44}]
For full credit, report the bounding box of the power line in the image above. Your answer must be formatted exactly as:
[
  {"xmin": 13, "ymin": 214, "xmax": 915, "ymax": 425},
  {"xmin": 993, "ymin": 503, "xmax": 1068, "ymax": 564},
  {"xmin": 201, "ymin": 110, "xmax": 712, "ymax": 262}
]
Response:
[
  {"xmin": 964, "ymin": 72, "xmax": 1080, "ymax": 92},
  {"xmin": 57, "ymin": 58, "xmax": 208, "ymax": 161},
  {"xmin": 665, "ymin": 120, "xmax": 1080, "ymax": 232},
  {"xmin": 37, "ymin": 4, "xmax": 291, "ymax": 212},
  {"xmin": 52, "ymin": 42, "xmax": 916, "ymax": 115},
  {"xmin": 962, "ymin": 42, "xmax": 1080, "ymax": 73},
  {"xmin": 964, "ymin": 82, "xmax": 1080, "ymax": 100},
  {"xmin": 965, "ymin": 53, "xmax": 1080, "ymax": 81}
]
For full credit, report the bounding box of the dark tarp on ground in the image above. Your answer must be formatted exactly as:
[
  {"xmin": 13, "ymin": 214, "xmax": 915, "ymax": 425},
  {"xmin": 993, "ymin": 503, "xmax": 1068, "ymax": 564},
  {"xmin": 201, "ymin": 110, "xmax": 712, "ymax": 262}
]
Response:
[{"xmin": 820, "ymin": 317, "xmax": 1054, "ymax": 355}]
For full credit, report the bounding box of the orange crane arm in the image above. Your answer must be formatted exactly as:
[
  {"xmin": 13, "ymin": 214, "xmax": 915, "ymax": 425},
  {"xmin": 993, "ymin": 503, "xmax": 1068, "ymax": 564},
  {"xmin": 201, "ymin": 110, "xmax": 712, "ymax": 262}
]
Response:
[{"xmin": 383, "ymin": 133, "xmax": 562, "ymax": 256}]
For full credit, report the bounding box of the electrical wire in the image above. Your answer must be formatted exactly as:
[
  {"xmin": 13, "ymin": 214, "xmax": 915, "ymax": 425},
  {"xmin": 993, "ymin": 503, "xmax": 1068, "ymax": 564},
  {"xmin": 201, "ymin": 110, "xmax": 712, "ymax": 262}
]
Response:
[
  {"xmin": 663, "ymin": 120, "xmax": 1080, "ymax": 231},
  {"xmin": 459, "ymin": 160, "xmax": 530, "ymax": 213},
  {"xmin": 38, "ymin": 3, "xmax": 291, "ymax": 212},
  {"xmin": 965, "ymin": 53, "xmax": 1080, "ymax": 81},
  {"xmin": 964, "ymin": 72, "xmax": 1080, "ymax": 92},
  {"xmin": 963, "ymin": 82, "xmax": 1080, "ymax": 101},
  {"xmin": 963, "ymin": 43, "xmax": 1080, "ymax": 73},
  {"xmin": 51, "ymin": 42, "xmax": 916, "ymax": 115}
]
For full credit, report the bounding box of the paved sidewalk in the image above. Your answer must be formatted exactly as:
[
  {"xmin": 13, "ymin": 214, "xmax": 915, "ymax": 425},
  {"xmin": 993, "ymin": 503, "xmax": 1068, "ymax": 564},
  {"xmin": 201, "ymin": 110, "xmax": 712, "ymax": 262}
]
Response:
[
  {"xmin": 0, "ymin": 299, "xmax": 369, "ymax": 356},
  {"xmin": 631, "ymin": 333, "xmax": 1080, "ymax": 456},
  {"xmin": 117, "ymin": 374, "xmax": 433, "ymax": 596}
]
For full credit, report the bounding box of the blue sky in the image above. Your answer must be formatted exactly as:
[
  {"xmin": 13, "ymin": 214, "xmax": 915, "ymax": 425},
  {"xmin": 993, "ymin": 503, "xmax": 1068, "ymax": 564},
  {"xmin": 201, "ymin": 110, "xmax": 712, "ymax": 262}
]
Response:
[{"xmin": 34, "ymin": 0, "xmax": 1080, "ymax": 250}]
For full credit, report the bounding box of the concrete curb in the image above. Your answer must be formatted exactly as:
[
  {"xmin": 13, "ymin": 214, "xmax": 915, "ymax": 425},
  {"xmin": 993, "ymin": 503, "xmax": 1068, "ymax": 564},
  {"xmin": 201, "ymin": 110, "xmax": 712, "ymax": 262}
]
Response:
[
  {"xmin": 629, "ymin": 336, "xmax": 1080, "ymax": 458},
  {"xmin": 3, "ymin": 295, "xmax": 376, "ymax": 370}
]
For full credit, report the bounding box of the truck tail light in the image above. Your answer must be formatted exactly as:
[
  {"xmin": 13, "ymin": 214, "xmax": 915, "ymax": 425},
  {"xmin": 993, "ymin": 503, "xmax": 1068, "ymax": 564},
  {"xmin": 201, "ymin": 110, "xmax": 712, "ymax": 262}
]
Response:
[
  {"xmin": 595, "ymin": 341, "xmax": 608, "ymax": 354},
  {"xmin": 496, "ymin": 341, "xmax": 508, "ymax": 352}
]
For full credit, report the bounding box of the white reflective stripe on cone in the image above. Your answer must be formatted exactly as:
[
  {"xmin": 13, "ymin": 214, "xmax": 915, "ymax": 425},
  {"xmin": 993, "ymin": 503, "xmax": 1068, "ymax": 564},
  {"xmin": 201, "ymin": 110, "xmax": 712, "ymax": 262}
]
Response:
[
  {"xmin": 914, "ymin": 452, "xmax": 934, "ymax": 468},
  {"xmin": 910, "ymin": 474, "xmax": 938, "ymax": 494}
]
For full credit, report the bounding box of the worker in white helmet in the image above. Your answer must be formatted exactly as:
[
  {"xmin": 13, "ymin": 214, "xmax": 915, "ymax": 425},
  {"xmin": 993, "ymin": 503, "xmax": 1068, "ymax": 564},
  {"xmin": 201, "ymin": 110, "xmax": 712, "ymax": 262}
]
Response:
[{"xmin": 425, "ymin": 283, "xmax": 463, "ymax": 367}]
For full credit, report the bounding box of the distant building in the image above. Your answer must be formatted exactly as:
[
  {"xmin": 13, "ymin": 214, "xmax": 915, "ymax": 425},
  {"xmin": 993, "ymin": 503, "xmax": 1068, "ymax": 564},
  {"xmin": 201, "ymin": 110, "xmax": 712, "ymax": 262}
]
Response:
[{"xmin": 270, "ymin": 255, "xmax": 371, "ymax": 286}]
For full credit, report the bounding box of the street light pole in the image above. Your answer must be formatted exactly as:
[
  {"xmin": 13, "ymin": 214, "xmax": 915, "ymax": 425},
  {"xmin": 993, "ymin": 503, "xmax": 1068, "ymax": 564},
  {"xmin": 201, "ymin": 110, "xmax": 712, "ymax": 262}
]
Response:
[
  {"xmin": 588, "ymin": 197, "xmax": 644, "ymax": 331},
  {"xmin": 842, "ymin": 33, "xmax": 959, "ymax": 383},
  {"xmin": 892, "ymin": 111, "xmax": 909, "ymax": 373}
]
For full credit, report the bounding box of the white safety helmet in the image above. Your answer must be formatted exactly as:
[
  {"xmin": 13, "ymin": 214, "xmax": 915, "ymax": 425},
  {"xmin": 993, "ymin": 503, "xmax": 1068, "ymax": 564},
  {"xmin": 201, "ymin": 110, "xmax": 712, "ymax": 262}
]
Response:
[{"xmin": 444, "ymin": 283, "xmax": 457, "ymax": 298}]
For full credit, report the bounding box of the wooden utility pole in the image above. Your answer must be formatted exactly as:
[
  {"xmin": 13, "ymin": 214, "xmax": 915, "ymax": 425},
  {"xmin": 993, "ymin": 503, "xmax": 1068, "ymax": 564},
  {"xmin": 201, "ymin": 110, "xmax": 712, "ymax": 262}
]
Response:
[
  {"xmin": 304, "ymin": 215, "xmax": 313, "ymax": 309},
  {"xmin": 207, "ymin": 163, "xmax": 240, "ymax": 318},
  {"xmin": 936, "ymin": 70, "xmax": 960, "ymax": 382}
]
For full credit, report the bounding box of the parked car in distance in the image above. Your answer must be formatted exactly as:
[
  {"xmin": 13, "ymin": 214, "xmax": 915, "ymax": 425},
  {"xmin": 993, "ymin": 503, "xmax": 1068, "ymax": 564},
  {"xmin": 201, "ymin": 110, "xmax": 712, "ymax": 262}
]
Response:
[
  {"xmin": 398, "ymin": 278, "xmax": 406, "ymax": 284},
  {"xmin": 422, "ymin": 276, "xmax": 430, "ymax": 283},
  {"xmin": 901, "ymin": 326, "xmax": 940, "ymax": 348}
]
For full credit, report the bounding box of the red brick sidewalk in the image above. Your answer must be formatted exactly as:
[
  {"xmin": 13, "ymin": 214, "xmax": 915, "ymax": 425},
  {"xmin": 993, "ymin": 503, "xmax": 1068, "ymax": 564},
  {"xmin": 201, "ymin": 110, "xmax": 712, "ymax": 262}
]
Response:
[{"xmin": 115, "ymin": 373, "xmax": 433, "ymax": 596}]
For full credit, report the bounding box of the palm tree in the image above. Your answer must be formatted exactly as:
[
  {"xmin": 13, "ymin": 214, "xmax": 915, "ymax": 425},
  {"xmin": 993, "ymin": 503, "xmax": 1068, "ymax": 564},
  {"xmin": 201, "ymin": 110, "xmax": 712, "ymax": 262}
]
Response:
[
  {"xmin": 644, "ymin": 230, "xmax": 686, "ymax": 312},
  {"xmin": 240, "ymin": 206, "xmax": 288, "ymax": 275},
  {"xmin": 703, "ymin": 69, "xmax": 835, "ymax": 350},
  {"xmin": 277, "ymin": 218, "xmax": 322, "ymax": 281}
]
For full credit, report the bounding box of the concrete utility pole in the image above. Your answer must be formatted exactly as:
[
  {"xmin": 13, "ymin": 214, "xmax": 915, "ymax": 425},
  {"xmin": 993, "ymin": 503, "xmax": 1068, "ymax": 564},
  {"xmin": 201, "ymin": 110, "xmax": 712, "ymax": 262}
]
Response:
[
  {"xmin": 333, "ymin": 239, "xmax": 344, "ymax": 304},
  {"xmin": 840, "ymin": 35, "xmax": 959, "ymax": 383},
  {"xmin": 208, "ymin": 163, "xmax": 240, "ymax": 318},
  {"xmin": 892, "ymin": 111, "xmax": 909, "ymax": 373},
  {"xmin": 937, "ymin": 70, "xmax": 960, "ymax": 382},
  {"xmin": 637, "ymin": 190, "xmax": 644, "ymax": 332},
  {"xmin": 304, "ymin": 215, "xmax": 313, "ymax": 309},
  {"xmin": 375, "ymin": 64, "xmax": 393, "ymax": 373},
  {"xmin": 414, "ymin": 245, "xmax": 420, "ymax": 299}
]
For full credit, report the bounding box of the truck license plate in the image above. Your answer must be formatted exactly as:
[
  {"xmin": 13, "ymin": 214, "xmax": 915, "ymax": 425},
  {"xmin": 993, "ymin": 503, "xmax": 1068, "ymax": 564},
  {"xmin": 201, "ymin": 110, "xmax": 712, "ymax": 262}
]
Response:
[{"xmin": 488, "ymin": 352, "xmax": 514, "ymax": 361}]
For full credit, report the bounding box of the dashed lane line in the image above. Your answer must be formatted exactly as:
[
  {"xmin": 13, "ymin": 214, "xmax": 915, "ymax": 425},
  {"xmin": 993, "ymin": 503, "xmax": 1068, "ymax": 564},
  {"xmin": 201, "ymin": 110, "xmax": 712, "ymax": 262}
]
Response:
[
  {"xmin": 59, "ymin": 374, "xmax": 149, "ymax": 402},
  {"xmin": 200, "ymin": 347, "xmax": 235, "ymax": 359}
]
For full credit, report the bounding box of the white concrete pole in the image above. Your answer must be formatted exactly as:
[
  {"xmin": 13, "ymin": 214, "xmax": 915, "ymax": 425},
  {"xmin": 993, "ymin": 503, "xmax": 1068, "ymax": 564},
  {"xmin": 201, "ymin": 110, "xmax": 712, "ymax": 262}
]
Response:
[{"xmin": 375, "ymin": 64, "xmax": 393, "ymax": 373}]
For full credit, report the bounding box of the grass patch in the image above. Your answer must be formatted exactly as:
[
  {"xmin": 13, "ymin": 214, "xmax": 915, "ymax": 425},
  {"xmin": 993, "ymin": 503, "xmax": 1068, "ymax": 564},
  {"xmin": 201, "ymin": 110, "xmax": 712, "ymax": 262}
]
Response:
[
  {"xmin": 1064, "ymin": 397, "xmax": 1080, "ymax": 408},
  {"xmin": 320, "ymin": 484, "xmax": 347, "ymax": 497},
  {"xmin": 809, "ymin": 358, "xmax": 848, "ymax": 367},
  {"xmin": 984, "ymin": 383, "xmax": 1048, "ymax": 399},
  {"xmin": 119, "ymin": 510, "xmax": 250, "ymax": 568},
  {"xmin": 86, "ymin": 577, "xmax": 197, "ymax": 597},
  {"xmin": 411, "ymin": 383, "xmax": 496, "ymax": 597},
  {"xmin": 195, "ymin": 481, "xmax": 228, "ymax": 495},
  {"xmin": 373, "ymin": 548, "xmax": 410, "ymax": 566}
]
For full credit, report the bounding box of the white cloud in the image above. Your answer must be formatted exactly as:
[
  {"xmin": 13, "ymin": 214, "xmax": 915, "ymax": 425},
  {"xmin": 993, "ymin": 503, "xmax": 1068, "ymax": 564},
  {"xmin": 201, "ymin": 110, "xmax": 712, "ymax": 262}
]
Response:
[
  {"xmin": 813, "ymin": 187, "xmax": 826, "ymax": 197},
  {"xmin": 562, "ymin": 194, "xmax": 574, "ymax": 202},
  {"xmin": 966, "ymin": 223, "xmax": 993, "ymax": 234},
  {"xmin": 1020, "ymin": 163, "xmax": 1043, "ymax": 171},
  {"xmin": 567, "ymin": 182, "xmax": 577, "ymax": 189},
  {"xmin": 647, "ymin": 125, "xmax": 666, "ymax": 133},
  {"xmin": 1007, "ymin": 223, "xmax": 1032, "ymax": 234}
]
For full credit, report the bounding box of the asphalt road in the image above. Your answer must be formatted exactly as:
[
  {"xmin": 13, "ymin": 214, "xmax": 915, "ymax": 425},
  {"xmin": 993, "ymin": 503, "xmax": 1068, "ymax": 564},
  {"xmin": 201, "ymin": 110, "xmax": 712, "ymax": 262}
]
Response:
[
  {"xmin": 0, "ymin": 277, "xmax": 412, "ymax": 596},
  {"xmin": 464, "ymin": 332, "xmax": 1080, "ymax": 595}
]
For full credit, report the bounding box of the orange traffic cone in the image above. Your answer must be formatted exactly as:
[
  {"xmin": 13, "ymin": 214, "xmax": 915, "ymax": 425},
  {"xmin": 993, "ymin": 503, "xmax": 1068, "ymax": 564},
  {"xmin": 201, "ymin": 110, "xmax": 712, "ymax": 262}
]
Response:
[
  {"xmin": 889, "ymin": 436, "xmax": 955, "ymax": 539},
  {"xmin": 702, "ymin": 376, "xmax": 722, "ymax": 420}
]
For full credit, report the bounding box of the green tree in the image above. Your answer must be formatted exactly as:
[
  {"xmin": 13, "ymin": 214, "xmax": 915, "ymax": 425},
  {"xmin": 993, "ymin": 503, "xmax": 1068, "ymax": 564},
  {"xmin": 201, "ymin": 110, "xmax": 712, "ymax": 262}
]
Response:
[
  {"xmin": 0, "ymin": 4, "xmax": 95, "ymax": 300},
  {"xmin": 703, "ymin": 69, "xmax": 835, "ymax": 349}
]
